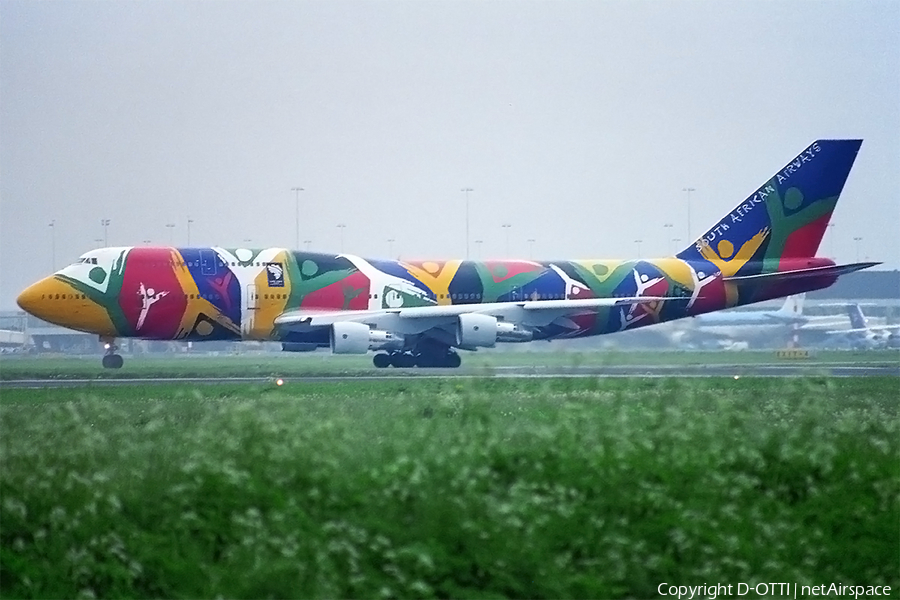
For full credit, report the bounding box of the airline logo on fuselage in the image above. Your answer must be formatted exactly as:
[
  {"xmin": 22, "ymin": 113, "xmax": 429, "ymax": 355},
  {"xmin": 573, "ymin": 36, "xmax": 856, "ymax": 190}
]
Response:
[{"xmin": 266, "ymin": 263, "xmax": 284, "ymax": 287}]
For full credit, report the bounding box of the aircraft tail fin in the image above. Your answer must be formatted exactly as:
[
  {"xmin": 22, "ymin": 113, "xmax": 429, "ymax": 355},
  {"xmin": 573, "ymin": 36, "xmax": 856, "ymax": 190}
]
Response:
[
  {"xmin": 776, "ymin": 293, "xmax": 805, "ymax": 318},
  {"xmin": 676, "ymin": 140, "xmax": 862, "ymax": 268},
  {"xmin": 847, "ymin": 304, "xmax": 868, "ymax": 330}
]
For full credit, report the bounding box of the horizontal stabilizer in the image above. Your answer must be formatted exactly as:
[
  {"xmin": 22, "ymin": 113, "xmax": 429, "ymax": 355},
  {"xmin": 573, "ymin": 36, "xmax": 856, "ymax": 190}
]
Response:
[{"xmin": 723, "ymin": 262, "xmax": 879, "ymax": 284}]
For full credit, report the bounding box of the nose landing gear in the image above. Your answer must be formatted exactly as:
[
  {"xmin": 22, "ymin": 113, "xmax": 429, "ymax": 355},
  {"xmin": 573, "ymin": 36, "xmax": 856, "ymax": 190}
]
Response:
[{"xmin": 100, "ymin": 337, "xmax": 124, "ymax": 369}]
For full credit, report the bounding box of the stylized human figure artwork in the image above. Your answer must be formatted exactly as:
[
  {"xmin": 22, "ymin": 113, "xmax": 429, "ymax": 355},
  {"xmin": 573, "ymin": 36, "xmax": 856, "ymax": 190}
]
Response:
[
  {"xmin": 404, "ymin": 260, "xmax": 462, "ymax": 304},
  {"xmin": 686, "ymin": 263, "xmax": 722, "ymax": 312},
  {"xmin": 700, "ymin": 227, "xmax": 770, "ymax": 277},
  {"xmin": 617, "ymin": 265, "xmax": 669, "ymax": 330},
  {"xmin": 137, "ymin": 283, "xmax": 168, "ymax": 330}
]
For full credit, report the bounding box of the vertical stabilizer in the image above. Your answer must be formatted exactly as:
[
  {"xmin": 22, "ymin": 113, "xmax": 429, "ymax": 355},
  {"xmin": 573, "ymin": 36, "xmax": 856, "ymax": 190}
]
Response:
[
  {"xmin": 676, "ymin": 140, "xmax": 862, "ymax": 277},
  {"xmin": 847, "ymin": 304, "xmax": 868, "ymax": 330},
  {"xmin": 776, "ymin": 293, "xmax": 805, "ymax": 318}
]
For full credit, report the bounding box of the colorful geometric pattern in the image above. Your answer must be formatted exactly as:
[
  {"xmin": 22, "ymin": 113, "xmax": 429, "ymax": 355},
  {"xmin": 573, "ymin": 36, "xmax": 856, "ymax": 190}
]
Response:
[{"xmin": 18, "ymin": 140, "xmax": 864, "ymax": 347}]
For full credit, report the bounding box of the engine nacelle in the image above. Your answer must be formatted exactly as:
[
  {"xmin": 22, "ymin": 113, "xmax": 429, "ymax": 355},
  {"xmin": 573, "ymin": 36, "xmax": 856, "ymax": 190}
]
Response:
[
  {"xmin": 330, "ymin": 322, "xmax": 403, "ymax": 354},
  {"xmin": 496, "ymin": 321, "xmax": 533, "ymax": 343},
  {"xmin": 368, "ymin": 329, "xmax": 404, "ymax": 351},
  {"xmin": 457, "ymin": 313, "xmax": 498, "ymax": 348},
  {"xmin": 331, "ymin": 322, "xmax": 372, "ymax": 354}
]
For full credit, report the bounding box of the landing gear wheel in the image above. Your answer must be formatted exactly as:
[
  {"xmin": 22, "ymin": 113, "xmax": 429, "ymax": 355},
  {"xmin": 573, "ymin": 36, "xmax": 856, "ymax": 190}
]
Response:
[
  {"xmin": 373, "ymin": 353, "xmax": 391, "ymax": 369},
  {"xmin": 387, "ymin": 352, "xmax": 415, "ymax": 368},
  {"xmin": 447, "ymin": 352, "xmax": 461, "ymax": 368},
  {"xmin": 102, "ymin": 354, "xmax": 124, "ymax": 369}
]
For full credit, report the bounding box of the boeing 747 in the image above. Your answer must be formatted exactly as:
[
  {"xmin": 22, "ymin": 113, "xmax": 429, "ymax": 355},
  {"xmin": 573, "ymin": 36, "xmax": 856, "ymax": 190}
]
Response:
[{"xmin": 17, "ymin": 139, "xmax": 877, "ymax": 368}]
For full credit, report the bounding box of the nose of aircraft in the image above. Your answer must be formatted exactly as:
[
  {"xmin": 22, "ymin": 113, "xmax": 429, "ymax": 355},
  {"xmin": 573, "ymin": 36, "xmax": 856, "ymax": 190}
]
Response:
[{"xmin": 16, "ymin": 278, "xmax": 53, "ymax": 320}]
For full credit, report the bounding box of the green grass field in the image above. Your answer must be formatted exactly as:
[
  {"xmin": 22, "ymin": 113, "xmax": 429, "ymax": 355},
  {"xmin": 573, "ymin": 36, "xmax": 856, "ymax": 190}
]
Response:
[
  {"xmin": 1, "ymin": 377, "xmax": 898, "ymax": 598},
  {"xmin": 1, "ymin": 348, "xmax": 897, "ymax": 380}
]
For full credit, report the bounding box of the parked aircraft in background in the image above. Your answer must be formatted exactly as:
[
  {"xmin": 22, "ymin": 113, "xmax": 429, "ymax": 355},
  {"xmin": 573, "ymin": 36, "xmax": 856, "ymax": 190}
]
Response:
[
  {"xmin": 691, "ymin": 293, "xmax": 807, "ymax": 327},
  {"xmin": 17, "ymin": 139, "xmax": 877, "ymax": 368},
  {"xmin": 826, "ymin": 304, "xmax": 900, "ymax": 349},
  {"xmin": 681, "ymin": 293, "xmax": 854, "ymax": 348}
]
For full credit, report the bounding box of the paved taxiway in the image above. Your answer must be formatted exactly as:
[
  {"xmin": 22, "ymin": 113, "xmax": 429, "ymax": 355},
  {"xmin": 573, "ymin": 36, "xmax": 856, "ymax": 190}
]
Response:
[{"xmin": 2, "ymin": 362, "xmax": 897, "ymax": 388}]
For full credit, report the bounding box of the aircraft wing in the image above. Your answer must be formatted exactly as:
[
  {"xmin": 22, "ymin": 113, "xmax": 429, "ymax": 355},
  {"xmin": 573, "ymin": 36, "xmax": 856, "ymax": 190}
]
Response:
[
  {"xmin": 274, "ymin": 296, "xmax": 676, "ymax": 334},
  {"xmin": 825, "ymin": 324, "xmax": 900, "ymax": 335}
]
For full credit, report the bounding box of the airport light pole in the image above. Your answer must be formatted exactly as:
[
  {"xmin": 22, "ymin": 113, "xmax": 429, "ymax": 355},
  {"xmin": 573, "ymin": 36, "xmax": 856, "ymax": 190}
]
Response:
[
  {"xmin": 501, "ymin": 224, "xmax": 512, "ymax": 257},
  {"xmin": 49, "ymin": 220, "xmax": 55, "ymax": 270},
  {"xmin": 663, "ymin": 223, "xmax": 674, "ymax": 254},
  {"xmin": 337, "ymin": 223, "xmax": 346, "ymax": 253},
  {"xmin": 461, "ymin": 188, "xmax": 473, "ymax": 259},
  {"xmin": 187, "ymin": 218, "xmax": 194, "ymax": 246},
  {"xmin": 474, "ymin": 239, "xmax": 483, "ymax": 259},
  {"xmin": 101, "ymin": 219, "xmax": 111, "ymax": 246},
  {"xmin": 292, "ymin": 187, "xmax": 304, "ymax": 250},
  {"xmin": 635, "ymin": 239, "xmax": 643, "ymax": 259},
  {"xmin": 303, "ymin": 239, "xmax": 312, "ymax": 251},
  {"xmin": 94, "ymin": 238, "xmax": 103, "ymax": 249},
  {"xmin": 527, "ymin": 238, "xmax": 536, "ymax": 259},
  {"xmin": 143, "ymin": 239, "xmax": 152, "ymax": 245},
  {"xmin": 853, "ymin": 236, "xmax": 862, "ymax": 262},
  {"xmin": 166, "ymin": 223, "xmax": 175, "ymax": 245},
  {"xmin": 387, "ymin": 238, "xmax": 395, "ymax": 257},
  {"xmin": 682, "ymin": 188, "xmax": 695, "ymax": 242}
]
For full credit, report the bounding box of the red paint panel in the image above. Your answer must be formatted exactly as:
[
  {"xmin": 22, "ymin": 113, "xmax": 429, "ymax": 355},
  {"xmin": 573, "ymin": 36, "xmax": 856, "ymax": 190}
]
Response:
[
  {"xmin": 780, "ymin": 212, "xmax": 831, "ymax": 263},
  {"xmin": 118, "ymin": 248, "xmax": 187, "ymax": 339},
  {"xmin": 687, "ymin": 276, "xmax": 727, "ymax": 316},
  {"xmin": 301, "ymin": 272, "xmax": 370, "ymax": 310},
  {"xmin": 483, "ymin": 260, "xmax": 542, "ymax": 283}
]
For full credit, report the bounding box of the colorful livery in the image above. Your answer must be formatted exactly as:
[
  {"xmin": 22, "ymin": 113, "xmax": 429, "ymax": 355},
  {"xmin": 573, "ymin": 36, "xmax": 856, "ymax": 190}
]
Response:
[{"xmin": 17, "ymin": 139, "xmax": 876, "ymax": 368}]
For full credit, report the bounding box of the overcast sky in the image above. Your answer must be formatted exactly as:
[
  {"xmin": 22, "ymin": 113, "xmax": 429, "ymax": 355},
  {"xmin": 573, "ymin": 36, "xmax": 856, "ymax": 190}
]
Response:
[{"xmin": 1, "ymin": 0, "xmax": 898, "ymax": 309}]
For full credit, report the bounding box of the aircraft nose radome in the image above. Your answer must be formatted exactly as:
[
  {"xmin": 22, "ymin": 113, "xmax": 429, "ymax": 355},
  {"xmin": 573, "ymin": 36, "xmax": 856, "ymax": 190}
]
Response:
[{"xmin": 16, "ymin": 280, "xmax": 51, "ymax": 317}]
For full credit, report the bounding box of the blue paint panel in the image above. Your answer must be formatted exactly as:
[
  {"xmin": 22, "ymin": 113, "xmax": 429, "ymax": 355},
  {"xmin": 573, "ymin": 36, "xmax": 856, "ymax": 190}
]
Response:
[
  {"xmin": 367, "ymin": 259, "xmax": 433, "ymax": 296},
  {"xmin": 180, "ymin": 248, "xmax": 242, "ymax": 326},
  {"xmin": 497, "ymin": 268, "xmax": 566, "ymax": 302}
]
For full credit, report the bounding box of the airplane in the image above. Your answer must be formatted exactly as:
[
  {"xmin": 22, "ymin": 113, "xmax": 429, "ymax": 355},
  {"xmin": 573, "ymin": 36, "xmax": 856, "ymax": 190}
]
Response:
[
  {"xmin": 825, "ymin": 304, "xmax": 900, "ymax": 349},
  {"xmin": 690, "ymin": 293, "xmax": 807, "ymax": 327},
  {"xmin": 17, "ymin": 139, "xmax": 878, "ymax": 369},
  {"xmin": 680, "ymin": 293, "xmax": 854, "ymax": 347}
]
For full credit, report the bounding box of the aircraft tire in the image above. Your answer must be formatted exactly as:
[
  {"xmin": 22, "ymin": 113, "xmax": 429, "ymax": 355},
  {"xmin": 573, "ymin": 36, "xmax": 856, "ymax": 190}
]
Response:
[
  {"xmin": 447, "ymin": 352, "xmax": 461, "ymax": 368},
  {"xmin": 372, "ymin": 353, "xmax": 391, "ymax": 369},
  {"xmin": 102, "ymin": 354, "xmax": 124, "ymax": 369},
  {"xmin": 396, "ymin": 353, "xmax": 416, "ymax": 368}
]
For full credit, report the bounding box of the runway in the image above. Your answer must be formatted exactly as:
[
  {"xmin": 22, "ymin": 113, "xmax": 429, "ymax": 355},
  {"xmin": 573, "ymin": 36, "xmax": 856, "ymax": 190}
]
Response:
[{"xmin": 2, "ymin": 362, "xmax": 897, "ymax": 388}]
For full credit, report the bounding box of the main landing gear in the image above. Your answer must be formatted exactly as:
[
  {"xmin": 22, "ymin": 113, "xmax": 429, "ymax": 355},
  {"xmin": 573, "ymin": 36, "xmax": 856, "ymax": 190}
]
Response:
[
  {"xmin": 373, "ymin": 349, "xmax": 462, "ymax": 369},
  {"xmin": 101, "ymin": 337, "xmax": 124, "ymax": 369}
]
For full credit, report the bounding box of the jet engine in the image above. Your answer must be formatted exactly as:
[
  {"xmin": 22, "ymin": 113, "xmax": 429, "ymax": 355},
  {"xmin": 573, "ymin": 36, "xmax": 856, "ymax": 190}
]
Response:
[
  {"xmin": 330, "ymin": 322, "xmax": 403, "ymax": 354},
  {"xmin": 496, "ymin": 321, "xmax": 533, "ymax": 343},
  {"xmin": 456, "ymin": 313, "xmax": 498, "ymax": 348}
]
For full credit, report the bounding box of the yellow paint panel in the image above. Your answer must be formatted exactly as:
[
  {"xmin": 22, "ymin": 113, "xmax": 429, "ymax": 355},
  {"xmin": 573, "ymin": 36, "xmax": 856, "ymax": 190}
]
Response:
[
  {"xmin": 403, "ymin": 260, "xmax": 462, "ymax": 305},
  {"xmin": 37, "ymin": 277, "xmax": 117, "ymax": 336},
  {"xmin": 248, "ymin": 251, "xmax": 292, "ymax": 339}
]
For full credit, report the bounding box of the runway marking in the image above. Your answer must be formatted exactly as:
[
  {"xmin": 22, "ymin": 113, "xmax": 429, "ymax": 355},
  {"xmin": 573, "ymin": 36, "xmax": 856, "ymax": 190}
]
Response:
[{"xmin": 2, "ymin": 363, "xmax": 897, "ymax": 388}]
